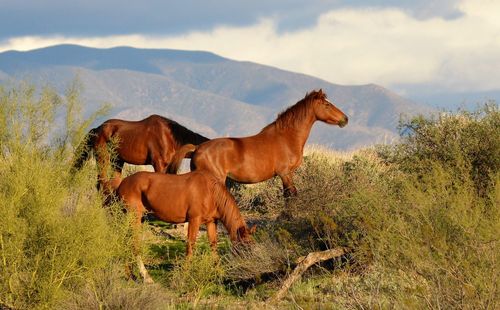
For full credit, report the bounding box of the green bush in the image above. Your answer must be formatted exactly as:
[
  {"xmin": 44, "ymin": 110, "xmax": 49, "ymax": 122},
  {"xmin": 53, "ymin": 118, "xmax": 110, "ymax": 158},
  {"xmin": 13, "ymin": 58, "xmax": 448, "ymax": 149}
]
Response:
[
  {"xmin": 233, "ymin": 103, "xmax": 499, "ymax": 308},
  {"xmin": 380, "ymin": 103, "xmax": 500, "ymax": 195},
  {"xmin": 0, "ymin": 84, "xmax": 136, "ymax": 309},
  {"xmin": 168, "ymin": 249, "xmax": 226, "ymax": 307},
  {"xmin": 373, "ymin": 104, "xmax": 500, "ymax": 307}
]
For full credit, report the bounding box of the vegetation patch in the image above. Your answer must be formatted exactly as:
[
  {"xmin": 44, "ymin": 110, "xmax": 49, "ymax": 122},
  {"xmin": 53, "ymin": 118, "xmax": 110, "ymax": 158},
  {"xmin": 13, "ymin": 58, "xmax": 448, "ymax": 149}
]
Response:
[{"xmin": 1, "ymin": 83, "xmax": 498, "ymax": 309}]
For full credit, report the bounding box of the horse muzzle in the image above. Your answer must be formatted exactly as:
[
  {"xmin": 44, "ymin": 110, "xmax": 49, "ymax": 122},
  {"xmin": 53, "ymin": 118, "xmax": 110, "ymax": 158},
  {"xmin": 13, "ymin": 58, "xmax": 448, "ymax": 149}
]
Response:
[{"xmin": 338, "ymin": 116, "xmax": 348, "ymax": 128}]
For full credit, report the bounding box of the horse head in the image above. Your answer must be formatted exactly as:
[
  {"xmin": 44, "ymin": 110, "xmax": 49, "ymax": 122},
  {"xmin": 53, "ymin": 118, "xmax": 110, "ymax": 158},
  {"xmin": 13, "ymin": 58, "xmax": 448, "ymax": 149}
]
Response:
[
  {"xmin": 236, "ymin": 224, "xmax": 257, "ymax": 244},
  {"xmin": 311, "ymin": 89, "xmax": 348, "ymax": 127}
]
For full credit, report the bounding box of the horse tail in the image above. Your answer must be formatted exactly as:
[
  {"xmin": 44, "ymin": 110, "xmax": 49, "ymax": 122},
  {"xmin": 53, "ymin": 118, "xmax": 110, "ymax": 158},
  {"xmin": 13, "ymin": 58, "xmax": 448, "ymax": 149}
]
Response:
[
  {"xmin": 71, "ymin": 127, "xmax": 98, "ymax": 171},
  {"xmin": 166, "ymin": 143, "xmax": 197, "ymax": 174}
]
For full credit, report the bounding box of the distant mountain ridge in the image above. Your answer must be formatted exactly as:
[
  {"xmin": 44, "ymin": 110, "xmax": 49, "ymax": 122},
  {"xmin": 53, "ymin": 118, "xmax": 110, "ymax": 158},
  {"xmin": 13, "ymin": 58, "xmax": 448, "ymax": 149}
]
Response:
[{"xmin": 0, "ymin": 44, "xmax": 430, "ymax": 149}]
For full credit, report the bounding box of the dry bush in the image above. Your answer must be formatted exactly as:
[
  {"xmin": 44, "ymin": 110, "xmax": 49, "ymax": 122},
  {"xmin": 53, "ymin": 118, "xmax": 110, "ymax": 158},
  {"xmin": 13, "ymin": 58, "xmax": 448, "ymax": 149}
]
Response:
[
  {"xmin": 223, "ymin": 235, "xmax": 290, "ymax": 282},
  {"xmin": 60, "ymin": 266, "xmax": 171, "ymax": 310}
]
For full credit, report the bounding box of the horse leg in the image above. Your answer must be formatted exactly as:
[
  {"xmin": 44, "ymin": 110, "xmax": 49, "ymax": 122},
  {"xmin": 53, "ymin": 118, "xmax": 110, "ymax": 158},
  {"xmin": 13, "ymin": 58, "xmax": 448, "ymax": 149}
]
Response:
[
  {"xmin": 186, "ymin": 217, "xmax": 201, "ymax": 256},
  {"xmin": 206, "ymin": 221, "xmax": 218, "ymax": 255},
  {"xmin": 137, "ymin": 256, "xmax": 153, "ymax": 284},
  {"xmin": 99, "ymin": 161, "xmax": 124, "ymax": 205},
  {"xmin": 279, "ymin": 173, "xmax": 298, "ymax": 198},
  {"xmin": 130, "ymin": 204, "xmax": 154, "ymax": 283},
  {"xmin": 279, "ymin": 173, "xmax": 298, "ymax": 220},
  {"xmin": 94, "ymin": 134, "xmax": 113, "ymax": 191},
  {"xmin": 109, "ymin": 160, "xmax": 124, "ymax": 190}
]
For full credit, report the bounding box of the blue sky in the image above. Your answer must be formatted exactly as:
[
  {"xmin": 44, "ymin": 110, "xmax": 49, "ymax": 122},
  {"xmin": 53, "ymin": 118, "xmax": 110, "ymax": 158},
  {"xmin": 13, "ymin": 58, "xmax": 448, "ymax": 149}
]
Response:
[{"xmin": 1, "ymin": 0, "xmax": 499, "ymax": 106}]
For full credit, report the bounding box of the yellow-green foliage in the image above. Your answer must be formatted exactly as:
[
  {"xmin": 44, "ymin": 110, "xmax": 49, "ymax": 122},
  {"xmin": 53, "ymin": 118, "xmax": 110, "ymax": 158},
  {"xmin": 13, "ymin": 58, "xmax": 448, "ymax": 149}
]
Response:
[
  {"xmin": 0, "ymin": 84, "xmax": 134, "ymax": 309},
  {"xmin": 382, "ymin": 103, "xmax": 500, "ymax": 194},
  {"xmin": 235, "ymin": 104, "xmax": 499, "ymax": 308},
  {"xmin": 1, "ymin": 82, "xmax": 498, "ymax": 309},
  {"xmin": 169, "ymin": 250, "xmax": 225, "ymax": 300}
]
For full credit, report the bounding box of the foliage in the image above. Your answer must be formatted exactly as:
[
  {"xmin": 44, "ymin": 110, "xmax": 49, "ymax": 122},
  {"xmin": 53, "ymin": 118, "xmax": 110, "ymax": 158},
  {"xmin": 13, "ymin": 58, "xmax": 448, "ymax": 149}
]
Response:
[
  {"xmin": 1, "ymin": 82, "xmax": 498, "ymax": 309},
  {"xmin": 0, "ymin": 83, "xmax": 135, "ymax": 309},
  {"xmin": 380, "ymin": 102, "xmax": 500, "ymax": 195},
  {"xmin": 168, "ymin": 249, "xmax": 226, "ymax": 307},
  {"xmin": 234, "ymin": 103, "xmax": 499, "ymax": 308},
  {"xmin": 60, "ymin": 266, "xmax": 171, "ymax": 310}
]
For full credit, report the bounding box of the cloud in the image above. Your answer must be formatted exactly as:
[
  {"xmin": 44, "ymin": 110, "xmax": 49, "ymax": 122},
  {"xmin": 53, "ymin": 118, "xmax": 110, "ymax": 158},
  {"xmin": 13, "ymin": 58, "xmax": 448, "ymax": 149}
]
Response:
[
  {"xmin": 1, "ymin": 0, "xmax": 499, "ymax": 93},
  {"xmin": 0, "ymin": 0, "xmax": 461, "ymax": 40}
]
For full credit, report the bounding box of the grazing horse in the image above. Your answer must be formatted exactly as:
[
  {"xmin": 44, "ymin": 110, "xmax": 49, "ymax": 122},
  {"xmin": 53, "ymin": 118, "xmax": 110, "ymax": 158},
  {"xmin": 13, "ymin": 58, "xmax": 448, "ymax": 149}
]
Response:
[
  {"xmin": 168, "ymin": 89, "xmax": 348, "ymax": 198},
  {"xmin": 116, "ymin": 170, "xmax": 256, "ymax": 283},
  {"xmin": 72, "ymin": 114, "xmax": 209, "ymax": 190}
]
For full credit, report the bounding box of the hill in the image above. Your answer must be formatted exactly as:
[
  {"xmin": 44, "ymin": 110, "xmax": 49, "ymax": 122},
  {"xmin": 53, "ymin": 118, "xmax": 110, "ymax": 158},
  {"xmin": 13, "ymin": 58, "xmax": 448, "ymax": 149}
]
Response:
[{"xmin": 0, "ymin": 44, "xmax": 430, "ymax": 149}]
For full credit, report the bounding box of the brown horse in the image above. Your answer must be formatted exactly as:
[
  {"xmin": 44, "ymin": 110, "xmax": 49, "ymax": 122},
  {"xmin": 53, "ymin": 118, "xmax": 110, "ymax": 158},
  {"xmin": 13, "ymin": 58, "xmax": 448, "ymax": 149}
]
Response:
[
  {"xmin": 72, "ymin": 114, "xmax": 209, "ymax": 189},
  {"xmin": 169, "ymin": 89, "xmax": 348, "ymax": 198},
  {"xmin": 116, "ymin": 170, "xmax": 256, "ymax": 283}
]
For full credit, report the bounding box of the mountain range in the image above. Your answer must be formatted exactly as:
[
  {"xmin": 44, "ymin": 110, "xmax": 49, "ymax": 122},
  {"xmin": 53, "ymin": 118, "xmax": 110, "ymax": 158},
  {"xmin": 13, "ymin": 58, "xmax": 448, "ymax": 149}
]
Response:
[{"xmin": 0, "ymin": 44, "xmax": 431, "ymax": 150}]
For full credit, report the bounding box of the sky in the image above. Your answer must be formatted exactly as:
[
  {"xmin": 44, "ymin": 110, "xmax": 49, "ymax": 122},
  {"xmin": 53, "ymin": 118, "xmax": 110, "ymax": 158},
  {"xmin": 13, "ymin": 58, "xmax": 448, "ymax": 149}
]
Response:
[{"xmin": 1, "ymin": 0, "xmax": 499, "ymax": 106}]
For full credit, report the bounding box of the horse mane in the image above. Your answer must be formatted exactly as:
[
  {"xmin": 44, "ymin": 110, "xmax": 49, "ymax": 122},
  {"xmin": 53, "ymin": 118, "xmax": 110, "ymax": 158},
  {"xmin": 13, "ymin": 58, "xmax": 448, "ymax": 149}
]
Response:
[
  {"xmin": 156, "ymin": 115, "xmax": 210, "ymax": 145},
  {"xmin": 211, "ymin": 180, "xmax": 247, "ymax": 241},
  {"xmin": 268, "ymin": 90, "xmax": 327, "ymax": 130}
]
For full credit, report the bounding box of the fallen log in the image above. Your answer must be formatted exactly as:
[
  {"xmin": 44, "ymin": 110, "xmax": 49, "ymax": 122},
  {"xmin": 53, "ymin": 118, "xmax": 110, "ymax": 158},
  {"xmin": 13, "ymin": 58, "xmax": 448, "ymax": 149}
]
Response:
[{"xmin": 270, "ymin": 247, "xmax": 347, "ymax": 302}]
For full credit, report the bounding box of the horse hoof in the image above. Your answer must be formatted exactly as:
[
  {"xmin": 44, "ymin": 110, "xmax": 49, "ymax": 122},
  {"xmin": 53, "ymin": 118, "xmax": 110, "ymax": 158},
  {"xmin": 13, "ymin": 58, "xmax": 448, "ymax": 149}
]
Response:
[{"xmin": 144, "ymin": 276, "xmax": 154, "ymax": 284}]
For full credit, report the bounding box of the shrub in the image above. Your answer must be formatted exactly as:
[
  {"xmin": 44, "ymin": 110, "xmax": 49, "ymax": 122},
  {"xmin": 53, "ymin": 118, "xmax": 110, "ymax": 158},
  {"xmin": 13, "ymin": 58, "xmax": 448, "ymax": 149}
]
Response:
[
  {"xmin": 232, "ymin": 103, "xmax": 499, "ymax": 308},
  {"xmin": 0, "ymin": 84, "xmax": 134, "ymax": 309},
  {"xmin": 168, "ymin": 249, "xmax": 226, "ymax": 306},
  {"xmin": 60, "ymin": 266, "xmax": 171, "ymax": 310},
  {"xmin": 380, "ymin": 103, "xmax": 500, "ymax": 195}
]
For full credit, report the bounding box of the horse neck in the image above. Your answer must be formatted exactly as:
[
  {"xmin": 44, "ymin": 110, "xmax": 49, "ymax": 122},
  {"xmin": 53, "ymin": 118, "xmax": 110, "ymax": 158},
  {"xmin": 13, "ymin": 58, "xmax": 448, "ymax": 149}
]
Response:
[
  {"xmin": 264, "ymin": 103, "xmax": 317, "ymax": 149},
  {"xmin": 214, "ymin": 183, "xmax": 246, "ymax": 241}
]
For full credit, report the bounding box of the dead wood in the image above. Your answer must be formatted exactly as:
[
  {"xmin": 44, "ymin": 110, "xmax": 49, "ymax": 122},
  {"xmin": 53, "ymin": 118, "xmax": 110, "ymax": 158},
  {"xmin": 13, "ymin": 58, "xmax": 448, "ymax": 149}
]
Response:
[{"xmin": 270, "ymin": 247, "xmax": 347, "ymax": 302}]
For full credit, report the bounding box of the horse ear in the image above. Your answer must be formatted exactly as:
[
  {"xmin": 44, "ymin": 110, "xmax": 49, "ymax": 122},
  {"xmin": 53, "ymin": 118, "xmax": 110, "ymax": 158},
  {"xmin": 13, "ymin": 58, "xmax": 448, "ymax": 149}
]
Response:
[
  {"xmin": 318, "ymin": 88, "xmax": 323, "ymax": 95},
  {"xmin": 249, "ymin": 224, "xmax": 257, "ymax": 234}
]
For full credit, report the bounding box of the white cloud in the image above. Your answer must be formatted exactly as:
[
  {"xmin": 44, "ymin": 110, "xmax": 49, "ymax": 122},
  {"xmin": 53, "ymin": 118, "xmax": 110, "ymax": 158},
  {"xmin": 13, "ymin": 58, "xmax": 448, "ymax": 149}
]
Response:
[{"xmin": 1, "ymin": 0, "xmax": 499, "ymax": 92}]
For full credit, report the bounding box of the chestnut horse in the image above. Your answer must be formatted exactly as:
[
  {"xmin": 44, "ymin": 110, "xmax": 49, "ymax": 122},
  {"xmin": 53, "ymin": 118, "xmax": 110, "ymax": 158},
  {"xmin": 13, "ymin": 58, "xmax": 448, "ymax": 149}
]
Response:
[
  {"xmin": 116, "ymin": 170, "xmax": 256, "ymax": 283},
  {"xmin": 72, "ymin": 115, "xmax": 209, "ymax": 189},
  {"xmin": 168, "ymin": 89, "xmax": 348, "ymax": 198}
]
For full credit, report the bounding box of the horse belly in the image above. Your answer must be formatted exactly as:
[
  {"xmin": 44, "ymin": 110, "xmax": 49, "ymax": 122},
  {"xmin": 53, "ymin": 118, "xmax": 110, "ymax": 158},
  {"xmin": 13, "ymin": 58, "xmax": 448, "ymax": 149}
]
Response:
[
  {"xmin": 144, "ymin": 191, "xmax": 188, "ymax": 224},
  {"xmin": 114, "ymin": 129, "xmax": 150, "ymax": 164},
  {"xmin": 117, "ymin": 143, "xmax": 149, "ymax": 165},
  {"xmin": 228, "ymin": 161, "xmax": 276, "ymax": 183},
  {"xmin": 153, "ymin": 209, "xmax": 187, "ymax": 224}
]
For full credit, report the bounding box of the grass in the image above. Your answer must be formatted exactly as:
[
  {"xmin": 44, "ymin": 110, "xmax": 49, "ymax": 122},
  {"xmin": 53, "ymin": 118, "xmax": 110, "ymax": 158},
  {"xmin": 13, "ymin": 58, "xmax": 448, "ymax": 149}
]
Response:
[{"xmin": 1, "ymin": 83, "xmax": 498, "ymax": 309}]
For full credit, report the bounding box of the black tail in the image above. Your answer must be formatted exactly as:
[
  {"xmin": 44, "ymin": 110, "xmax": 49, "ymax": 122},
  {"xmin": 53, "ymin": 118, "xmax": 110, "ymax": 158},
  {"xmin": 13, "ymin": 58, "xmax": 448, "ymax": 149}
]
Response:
[{"xmin": 71, "ymin": 127, "xmax": 98, "ymax": 171}]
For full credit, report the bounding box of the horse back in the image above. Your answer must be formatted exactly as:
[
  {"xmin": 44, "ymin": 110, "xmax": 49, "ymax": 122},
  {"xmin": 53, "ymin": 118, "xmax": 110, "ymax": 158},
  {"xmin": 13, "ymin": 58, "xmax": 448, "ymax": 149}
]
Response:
[
  {"xmin": 100, "ymin": 117, "xmax": 174, "ymax": 165},
  {"xmin": 191, "ymin": 134, "xmax": 285, "ymax": 183},
  {"xmin": 118, "ymin": 171, "xmax": 216, "ymax": 223}
]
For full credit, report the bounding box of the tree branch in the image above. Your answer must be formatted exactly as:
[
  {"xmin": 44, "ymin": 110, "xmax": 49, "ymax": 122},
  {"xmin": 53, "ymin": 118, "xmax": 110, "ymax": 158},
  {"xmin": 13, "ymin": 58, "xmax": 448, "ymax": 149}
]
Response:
[{"xmin": 270, "ymin": 247, "xmax": 347, "ymax": 302}]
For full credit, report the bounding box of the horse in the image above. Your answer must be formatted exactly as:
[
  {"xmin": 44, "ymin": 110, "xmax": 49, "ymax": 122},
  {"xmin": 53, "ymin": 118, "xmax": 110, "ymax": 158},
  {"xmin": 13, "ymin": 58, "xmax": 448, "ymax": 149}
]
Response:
[
  {"xmin": 168, "ymin": 89, "xmax": 348, "ymax": 199},
  {"xmin": 72, "ymin": 114, "xmax": 209, "ymax": 190},
  {"xmin": 116, "ymin": 170, "xmax": 256, "ymax": 283}
]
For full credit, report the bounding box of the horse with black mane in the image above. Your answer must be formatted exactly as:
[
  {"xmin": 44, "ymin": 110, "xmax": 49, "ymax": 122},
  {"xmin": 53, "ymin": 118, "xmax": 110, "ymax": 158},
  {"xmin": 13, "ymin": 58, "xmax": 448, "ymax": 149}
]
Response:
[
  {"xmin": 72, "ymin": 114, "xmax": 209, "ymax": 190},
  {"xmin": 168, "ymin": 89, "xmax": 348, "ymax": 199}
]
